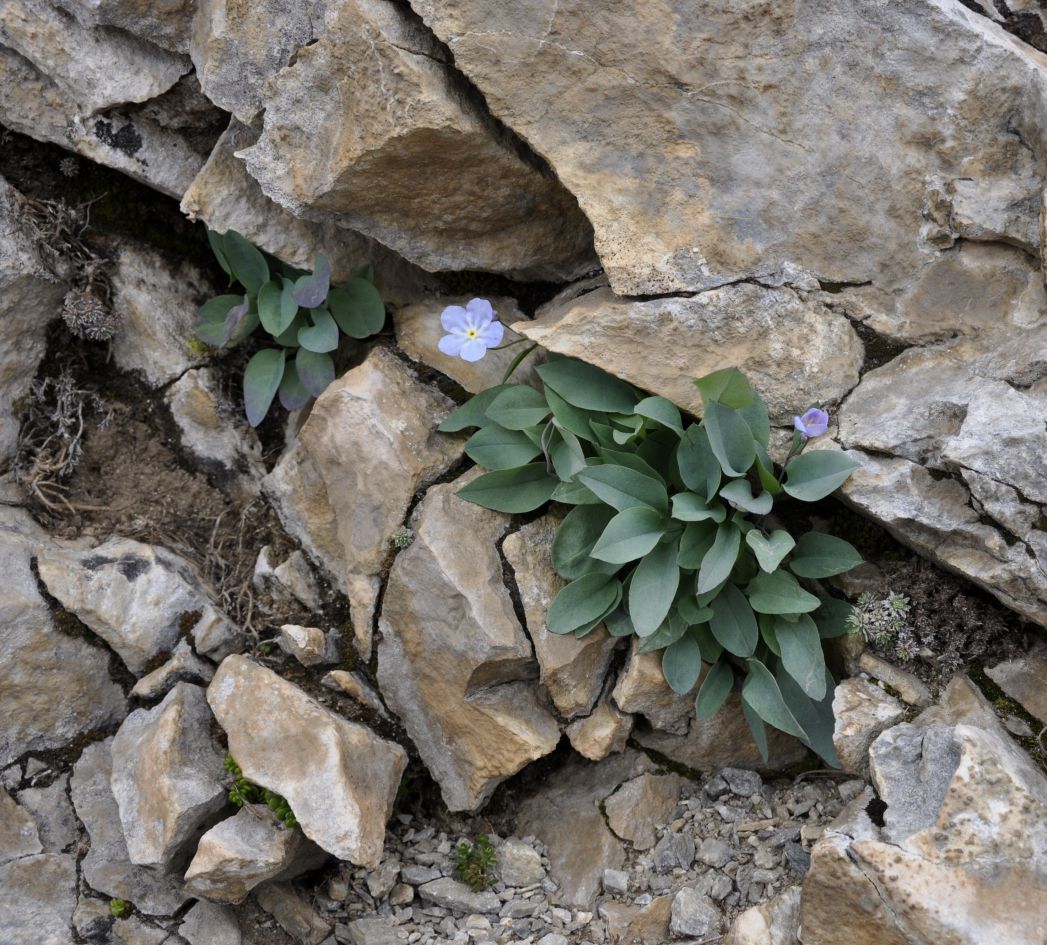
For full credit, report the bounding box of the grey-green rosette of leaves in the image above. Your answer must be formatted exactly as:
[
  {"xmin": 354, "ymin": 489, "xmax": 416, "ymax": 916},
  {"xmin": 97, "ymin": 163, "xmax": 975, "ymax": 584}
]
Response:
[
  {"xmin": 196, "ymin": 229, "xmax": 386, "ymax": 426},
  {"xmin": 441, "ymin": 361, "xmax": 861, "ymax": 765}
]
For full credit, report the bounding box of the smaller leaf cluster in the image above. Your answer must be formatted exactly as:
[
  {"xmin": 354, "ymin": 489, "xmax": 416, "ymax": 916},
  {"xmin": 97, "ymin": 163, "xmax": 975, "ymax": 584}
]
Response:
[
  {"xmin": 109, "ymin": 898, "xmax": 132, "ymax": 920},
  {"xmin": 453, "ymin": 834, "xmax": 498, "ymax": 892},
  {"xmin": 224, "ymin": 755, "xmax": 298, "ymax": 829},
  {"xmin": 197, "ymin": 229, "xmax": 386, "ymax": 426},
  {"xmin": 442, "ymin": 362, "xmax": 861, "ymax": 764}
]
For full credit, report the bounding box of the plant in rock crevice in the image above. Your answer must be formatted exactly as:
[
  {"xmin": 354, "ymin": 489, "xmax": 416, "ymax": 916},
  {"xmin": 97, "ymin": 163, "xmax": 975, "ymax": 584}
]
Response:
[
  {"xmin": 441, "ymin": 354, "xmax": 861, "ymax": 766},
  {"xmin": 453, "ymin": 834, "xmax": 498, "ymax": 892},
  {"xmin": 224, "ymin": 755, "xmax": 298, "ymax": 829},
  {"xmin": 196, "ymin": 229, "xmax": 386, "ymax": 426}
]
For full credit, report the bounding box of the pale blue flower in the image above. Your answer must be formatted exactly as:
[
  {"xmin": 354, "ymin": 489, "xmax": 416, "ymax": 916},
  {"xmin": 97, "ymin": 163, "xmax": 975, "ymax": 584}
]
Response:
[
  {"xmin": 438, "ymin": 299, "xmax": 504, "ymax": 362},
  {"xmin": 794, "ymin": 407, "xmax": 830, "ymax": 438}
]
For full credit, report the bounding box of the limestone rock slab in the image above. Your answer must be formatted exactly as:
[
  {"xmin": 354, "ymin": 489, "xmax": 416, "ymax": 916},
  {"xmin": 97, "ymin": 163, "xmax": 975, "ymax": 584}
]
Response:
[
  {"xmin": 831, "ymin": 678, "xmax": 906, "ymax": 776},
  {"xmin": 37, "ymin": 536, "xmax": 240, "ymax": 675},
  {"xmin": 605, "ymin": 773, "xmax": 684, "ymax": 851},
  {"xmin": 0, "ymin": 787, "xmax": 42, "ymax": 865},
  {"xmin": 376, "ymin": 472, "xmax": 560, "ymax": 811},
  {"xmin": 70, "ymin": 739, "xmax": 189, "ymax": 914},
  {"xmin": 986, "ymin": 644, "xmax": 1047, "ymax": 722},
  {"xmin": 263, "ymin": 347, "xmax": 460, "ymax": 658},
  {"xmin": 0, "ymin": 510, "xmax": 126, "ymax": 767},
  {"xmin": 208, "ymin": 655, "xmax": 407, "ymax": 866},
  {"xmin": 517, "ymin": 284, "xmax": 863, "ymax": 424},
  {"xmin": 237, "ymin": 0, "xmax": 596, "ymax": 280},
  {"xmin": 503, "ymin": 515, "xmax": 618, "ymax": 719},
  {"xmin": 415, "ymin": 0, "xmax": 1047, "ymax": 300},
  {"xmin": 566, "ymin": 691, "xmax": 633, "ymax": 762},
  {"xmin": 0, "ymin": 853, "xmax": 77, "ymax": 945},
  {"xmin": 15, "ymin": 774, "xmax": 78, "ymax": 854},
  {"xmin": 110, "ymin": 682, "xmax": 227, "ymax": 870}
]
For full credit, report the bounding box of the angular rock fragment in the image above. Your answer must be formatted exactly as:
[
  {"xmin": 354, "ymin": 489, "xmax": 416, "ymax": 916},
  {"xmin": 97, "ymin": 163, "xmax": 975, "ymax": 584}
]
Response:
[
  {"xmin": 725, "ymin": 886, "xmax": 800, "ymax": 945},
  {"xmin": 110, "ymin": 682, "xmax": 227, "ymax": 870},
  {"xmin": 611, "ymin": 641, "xmax": 693, "ymax": 736},
  {"xmin": 184, "ymin": 806, "xmax": 323, "ymax": 904},
  {"xmin": 70, "ymin": 739, "xmax": 189, "ymax": 915},
  {"xmin": 0, "ymin": 510, "xmax": 126, "ymax": 766},
  {"xmin": 254, "ymin": 882, "xmax": 332, "ymax": 945},
  {"xmin": 566, "ymin": 690, "xmax": 633, "ymax": 762},
  {"xmin": 831, "ymin": 679, "xmax": 906, "ymax": 775},
  {"xmin": 0, "ymin": 853, "xmax": 78, "ymax": 945},
  {"xmin": 253, "ymin": 545, "xmax": 322, "ymax": 612},
  {"xmin": 605, "ymin": 773, "xmax": 684, "ymax": 851},
  {"xmin": 277, "ymin": 624, "xmax": 328, "ymax": 667},
  {"xmin": 52, "ymin": 0, "xmax": 194, "ymax": 53},
  {"xmin": 516, "ymin": 284, "xmax": 862, "ymax": 424},
  {"xmin": 178, "ymin": 900, "xmax": 242, "ymax": 945},
  {"xmin": 131, "ymin": 639, "xmax": 215, "ymax": 701},
  {"xmin": 237, "ymin": 0, "xmax": 596, "ymax": 280},
  {"xmin": 263, "ymin": 347, "xmax": 460, "ymax": 658},
  {"xmin": 503, "ymin": 515, "xmax": 618, "ymax": 719},
  {"xmin": 0, "ymin": 787, "xmax": 42, "ymax": 865},
  {"xmin": 418, "ymin": 877, "xmax": 500, "ymax": 915},
  {"xmin": 376, "ymin": 472, "xmax": 560, "ymax": 811},
  {"xmin": 12, "ymin": 775, "xmax": 77, "ymax": 855},
  {"xmin": 37, "ymin": 536, "xmax": 240, "ymax": 675},
  {"xmin": 208, "ymin": 655, "xmax": 407, "ymax": 866},
  {"xmin": 986, "ymin": 643, "xmax": 1047, "ymax": 723}
]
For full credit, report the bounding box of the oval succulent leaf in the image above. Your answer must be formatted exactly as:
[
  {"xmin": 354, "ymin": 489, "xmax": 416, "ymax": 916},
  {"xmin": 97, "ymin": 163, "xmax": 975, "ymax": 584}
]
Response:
[
  {"xmin": 746, "ymin": 570, "xmax": 821, "ymax": 615},
  {"xmin": 695, "ymin": 658, "xmax": 734, "ymax": 720},
  {"xmin": 708, "ymin": 583, "xmax": 758, "ymax": 657},
  {"xmin": 777, "ymin": 668, "xmax": 839, "ymax": 767},
  {"xmin": 696, "ymin": 522, "xmax": 741, "ymax": 595},
  {"xmin": 328, "ymin": 277, "xmax": 385, "ymax": 339},
  {"xmin": 638, "ymin": 612, "xmax": 689, "ymax": 652},
  {"xmin": 485, "ymin": 386, "xmax": 551, "ymax": 430},
  {"xmin": 439, "ymin": 385, "xmax": 514, "ymax": 433},
  {"xmin": 221, "ymin": 295, "xmax": 251, "ymax": 346},
  {"xmin": 278, "ymin": 361, "xmax": 312, "ymax": 411},
  {"xmin": 677, "ymin": 425, "xmax": 721, "ymax": 501},
  {"xmin": 258, "ymin": 280, "xmax": 298, "ymax": 337},
  {"xmin": 243, "ymin": 348, "xmax": 286, "ymax": 427},
  {"xmin": 783, "ymin": 451, "xmax": 860, "ymax": 502},
  {"xmin": 456, "ymin": 464, "xmax": 558, "ymax": 513},
  {"xmin": 662, "ymin": 633, "xmax": 703, "ymax": 694},
  {"xmin": 577, "ymin": 464, "xmax": 669, "ymax": 513},
  {"xmin": 552, "ymin": 504, "xmax": 617, "ymax": 578},
  {"xmin": 789, "ymin": 532, "xmax": 863, "ymax": 578},
  {"xmin": 703, "ymin": 400, "xmax": 756, "ymax": 477},
  {"xmin": 719, "ymin": 479, "xmax": 772, "ymax": 515},
  {"xmin": 628, "ymin": 538, "xmax": 680, "ymax": 636},
  {"xmin": 634, "ymin": 396, "xmax": 684, "ymax": 436},
  {"xmin": 746, "ymin": 530, "xmax": 795, "ymax": 573},
  {"xmin": 464, "ymin": 425, "xmax": 542, "ymax": 470},
  {"xmin": 537, "ymin": 359, "xmax": 637, "ymax": 413},
  {"xmin": 742, "ymin": 659, "xmax": 808, "ymax": 740},
  {"xmin": 292, "ymin": 252, "xmax": 332, "ymax": 308},
  {"xmin": 694, "ymin": 368, "xmax": 754, "ymax": 409},
  {"xmin": 197, "ymin": 294, "xmax": 246, "ymax": 346},
  {"xmin": 590, "ymin": 506, "xmax": 668, "ymax": 564},
  {"xmin": 548, "ymin": 572, "xmax": 620, "ymax": 635},
  {"xmin": 222, "ymin": 230, "xmax": 269, "ymax": 294},
  {"xmin": 775, "ymin": 614, "xmax": 827, "ymax": 700},
  {"xmin": 671, "ymin": 492, "xmax": 726, "ymax": 523},
  {"xmin": 678, "ymin": 520, "xmax": 717, "ymax": 570},
  {"xmin": 297, "ymin": 308, "xmax": 339, "ymax": 353}
]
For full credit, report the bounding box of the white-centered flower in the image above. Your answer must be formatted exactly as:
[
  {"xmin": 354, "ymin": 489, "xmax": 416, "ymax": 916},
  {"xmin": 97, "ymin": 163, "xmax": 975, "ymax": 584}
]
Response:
[{"xmin": 438, "ymin": 298, "xmax": 504, "ymax": 362}]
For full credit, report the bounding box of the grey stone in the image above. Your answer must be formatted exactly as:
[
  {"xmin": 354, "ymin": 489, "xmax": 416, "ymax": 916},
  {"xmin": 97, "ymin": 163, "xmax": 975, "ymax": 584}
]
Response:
[
  {"xmin": 986, "ymin": 644, "xmax": 1047, "ymax": 723},
  {"xmin": 604, "ymin": 773, "xmax": 684, "ymax": 852},
  {"xmin": 701, "ymin": 872, "xmax": 733, "ymax": 902},
  {"xmin": 255, "ymin": 882, "xmax": 332, "ymax": 945},
  {"xmin": 130, "ymin": 639, "xmax": 215, "ymax": 701},
  {"xmin": 418, "ymin": 878, "xmax": 501, "ymax": 915},
  {"xmin": 278, "ymin": 624, "xmax": 328, "ymax": 667},
  {"xmin": 497, "ymin": 839, "xmax": 545, "ymax": 888},
  {"xmin": 651, "ymin": 832, "xmax": 695, "ymax": 874},
  {"xmin": 37, "ymin": 537, "xmax": 240, "ymax": 675},
  {"xmin": 832, "ymin": 678, "xmax": 907, "ymax": 775},
  {"xmin": 179, "ymin": 900, "xmax": 241, "ymax": 945},
  {"xmin": 343, "ymin": 917, "xmax": 401, "ymax": 945},
  {"xmin": 721, "ymin": 769, "xmax": 764, "ymax": 798},
  {"xmin": 110, "ymin": 682, "xmax": 227, "ymax": 870},
  {"xmin": 208, "ymin": 656, "xmax": 407, "ymax": 866},
  {"xmin": 0, "ymin": 853, "xmax": 78, "ymax": 945},
  {"xmin": 697, "ymin": 838, "xmax": 732, "ymax": 870},
  {"xmin": 365, "ymin": 859, "xmax": 401, "ymax": 900},
  {"xmin": 0, "ymin": 511, "xmax": 126, "ymax": 766},
  {"xmin": 601, "ymin": 869, "xmax": 629, "ymax": 896},
  {"xmin": 669, "ymin": 888, "xmax": 722, "ymax": 939},
  {"xmin": 401, "ymin": 865, "xmax": 441, "ymax": 886},
  {"xmin": 14, "ymin": 775, "xmax": 77, "ymax": 854},
  {"xmin": 0, "ymin": 786, "xmax": 42, "ymax": 864},
  {"xmin": 70, "ymin": 739, "xmax": 189, "ymax": 915}
]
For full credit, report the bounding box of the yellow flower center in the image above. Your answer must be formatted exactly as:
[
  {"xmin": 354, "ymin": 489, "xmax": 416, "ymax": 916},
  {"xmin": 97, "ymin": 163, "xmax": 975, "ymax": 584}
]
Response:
[{"xmin": 466, "ymin": 328, "xmax": 479, "ymax": 338}]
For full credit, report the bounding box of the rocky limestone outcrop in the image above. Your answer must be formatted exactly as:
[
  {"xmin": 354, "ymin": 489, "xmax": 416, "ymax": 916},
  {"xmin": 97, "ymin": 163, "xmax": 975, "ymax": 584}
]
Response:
[
  {"xmin": 831, "ymin": 678, "xmax": 907, "ymax": 775},
  {"xmin": 986, "ymin": 642, "xmax": 1047, "ymax": 721},
  {"xmin": 207, "ymin": 655, "xmax": 407, "ymax": 867},
  {"xmin": 0, "ymin": 853, "xmax": 78, "ymax": 945},
  {"xmin": 0, "ymin": 174, "xmax": 66, "ymax": 467},
  {"xmin": 0, "ymin": 508, "xmax": 126, "ymax": 767},
  {"xmin": 37, "ymin": 536, "xmax": 240, "ymax": 675},
  {"xmin": 377, "ymin": 470, "xmax": 561, "ymax": 812},
  {"xmin": 110, "ymin": 682, "xmax": 227, "ymax": 870},
  {"xmin": 263, "ymin": 346, "xmax": 461, "ymax": 658}
]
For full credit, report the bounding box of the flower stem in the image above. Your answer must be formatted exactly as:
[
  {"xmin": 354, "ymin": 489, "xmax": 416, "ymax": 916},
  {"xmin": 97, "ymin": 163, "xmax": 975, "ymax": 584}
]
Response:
[
  {"xmin": 490, "ymin": 338, "xmax": 531, "ymax": 351},
  {"xmin": 500, "ymin": 343, "xmax": 538, "ymax": 384}
]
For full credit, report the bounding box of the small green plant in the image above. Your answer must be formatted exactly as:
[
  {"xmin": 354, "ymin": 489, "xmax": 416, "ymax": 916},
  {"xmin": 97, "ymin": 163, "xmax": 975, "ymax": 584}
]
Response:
[
  {"xmin": 846, "ymin": 591, "xmax": 916, "ymax": 661},
  {"xmin": 224, "ymin": 755, "xmax": 299, "ymax": 829},
  {"xmin": 391, "ymin": 525, "xmax": 415, "ymax": 550},
  {"xmin": 445, "ymin": 363, "xmax": 861, "ymax": 765},
  {"xmin": 454, "ymin": 834, "xmax": 498, "ymax": 892},
  {"xmin": 196, "ymin": 229, "xmax": 386, "ymax": 426},
  {"xmin": 109, "ymin": 898, "xmax": 131, "ymax": 919}
]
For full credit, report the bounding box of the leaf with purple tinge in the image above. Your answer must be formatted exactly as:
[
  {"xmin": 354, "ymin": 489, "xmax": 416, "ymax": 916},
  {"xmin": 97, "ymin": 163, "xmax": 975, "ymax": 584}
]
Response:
[
  {"xmin": 298, "ymin": 308, "xmax": 339, "ymax": 353},
  {"xmin": 295, "ymin": 347, "xmax": 335, "ymax": 397},
  {"xmin": 279, "ymin": 360, "xmax": 313, "ymax": 410},
  {"xmin": 292, "ymin": 252, "xmax": 331, "ymax": 308},
  {"xmin": 221, "ymin": 294, "xmax": 250, "ymax": 346}
]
